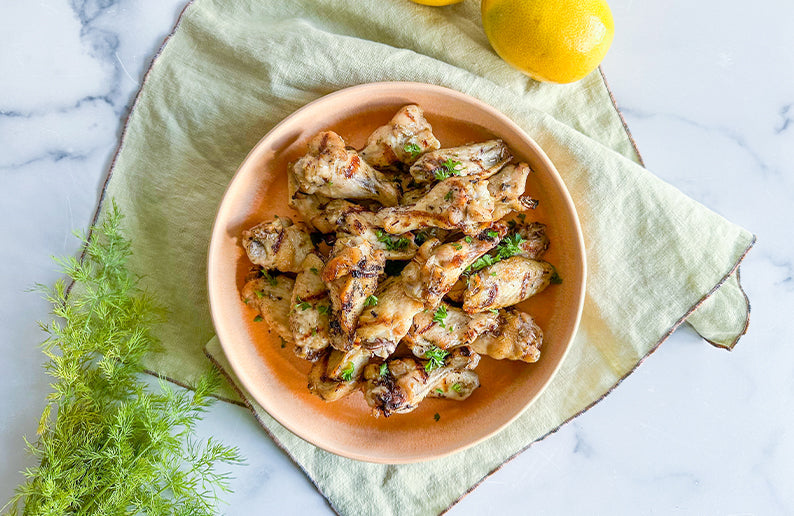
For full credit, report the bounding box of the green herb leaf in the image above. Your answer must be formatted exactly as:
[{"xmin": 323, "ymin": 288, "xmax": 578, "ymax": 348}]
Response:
[
  {"xmin": 432, "ymin": 305, "xmax": 448, "ymax": 328},
  {"xmin": 317, "ymin": 305, "xmax": 330, "ymax": 315},
  {"xmin": 7, "ymin": 202, "xmax": 242, "ymax": 515},
  {"xmin": 310, "ymin": 267, "xmax": 319, "ymax": 274},
  {"xmin": 376, "ymin": 230, "xmax": 410, "ymax": 251},
  {"xmin": 452, "ymin": 243, "xmax": 463, "ymax": 250},
  {"xmin": 434, "ymin": 413, "xmax": 441, "ymax": 422},
  {"xmin": 262, "ymin": 270, "xmax": 278, "ymax": 286},
  {"xmin": 490, "ymin": 309, "xmax": 499, "ymax": 314},
  {"xmin": 435, "ymin": 388, "xmax": 444, "ymax": 394},
  {"xmin": 433, "ymin": 158, "xmax": 463, "ymax": 180},
  {"xmin": 403, "ymin": 142, "xmax": 422, "ymax": 158},
  {"xmin": 364, "ymin": 294, "xmax": 379, "ymax": 307},
  {"xmin": 379, "ymin": 363, "xmax": 389, "ymax": 378},
  {"xmin": 550, "ymin": 271, "xmax": 563, "ymax": 284},
  {"xmin": 444, "ymin": 190, "xmax": 453, "ymax": 201},
  {"xmin": 451, "ymin": 383, "xmax": 463, "ymax": 393},
  {"xmin": 487, "ymin": 230, "xmax": 499, "ymax": 239},
  {"xmin": 311, "ymin": 327, "xmax": 318, "ymax": 336},
  {"xmin": 295, "ymin": 296, "xmax": 312, "ymax": 311},
  {"xmin": 424, "ymin": 346, "xmax": 449, "ymax": 372},
  {"xmin": 464, "ymin": 236, "xmax": 473, "ymax": 243},
  {"xmin": 496, "ymin": 233, "xmax": 524, "ymax": 260},
  {"xmin": 254, "ymin": 315, "xmax": 264, "ymax": 322},
  {"xmin": 340, "ymin": 362, "xmax": 355, "ymax": 382}
]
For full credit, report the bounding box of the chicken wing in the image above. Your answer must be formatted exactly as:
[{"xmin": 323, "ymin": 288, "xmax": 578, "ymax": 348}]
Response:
[
  {"xmin": 402, "ymin": 224, "xmax": 507, "ymax": 307},
  {"xmin": 361, "ymin": 347, "xmax": 480, "ymax": 417},
  {"xmin": 323, "ymin": 236, "xmax": 385, "ymax": 346},
  {"xmin": 488, "ymin": 162, "xmax": 538, "ymax": 219},
  {"xmin": 408, "ymin": 139, "xmax": 512, "ymax": 184},
  {"xmin": 307, "ymin": 347, "xmax": 371, "ymax": 402},
  {"xmin": 242, "ymin": 217, "xmax": 314, "ymax": 273},
  {"xmin": 289, "ymin": 254, "xmax": 332, "ymax": 361},
  {"xmin": 426, "ymin": 370, "xmax": 480, "ymax": 401},
  {"xmin": 403, "ymin": 303, "xmax": 500, "ymax": 357},
  {"xmin": 291, "ymin": 131, "xmax": 400, "ymax": 206},
  {"xmin": 514, "ymin": 221, "xmax": 550, "ymax": 259},
  {"xmin": 379, "ymin": 177, "xmax": 496, "ymax": 235},
  {"xmin": 241, "ymin": 270, "xmax": 295, "ymax": 344},
  {"xmin": 470, "ymin": 308, "xmax": 542, "ymax": 362},
  {"xmin": 463, "ymin": 256, "xmax": 554, "ymax": 313},
  {"xmin": 355, "ymin": 276, "xmax": 425, "ymax": 358},
  {"xmin": 360, "ymin": 104, "xmax": 441, "ymax": 169}
]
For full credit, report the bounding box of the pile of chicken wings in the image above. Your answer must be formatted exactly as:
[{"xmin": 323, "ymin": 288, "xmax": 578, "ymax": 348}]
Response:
[{"xmin": 240, "ymin": 105, "xmax": 558, "ymax": 417}]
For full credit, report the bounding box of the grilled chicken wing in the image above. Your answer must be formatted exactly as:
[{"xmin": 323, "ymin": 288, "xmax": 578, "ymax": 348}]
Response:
[
  {"xmin": 426, "ymin": 370, "xmax": 480, "ymax": 400},
  {"xmin": 408, "ymin": 139, "xmax": 512, "ymax": 184},
  {"xmin": 403, "ymin": 224, "xmax": 507, "ymax": 307},
  {"xmin": 291, "ymin": 131, "xmax": 400, "ymax": 206},
  {"xmin": 307, "ymin": 347, "xmax": 371, "ymax": 402},
  {"xmin": 514, "ymin": 221, "xmax": 550, "ymax": 259},
  {"xmin": 361, "ymin": 347, "xmax": 480, "ymax": 417},
  {"xmin": 241, "ymin": 271, "xmax": 295, "ymax": 344},
  {"xmin": 463, "ymin": 257, "xmax": 554, "ymax": 313},
  {"xmin": 470, "ymin": 308, "xmax": 542, "ymax": 362},
  {"xmin": 379, "ymin": 177, "xmax": 495, "ymax": 235},
  {"xmin": 488, "ymin": 162, "xmax": 538, "ymax": 219},
  {"xmin": 403, "ymin": 303, "xmax": 500, "ymax": 357},
  {"xmin": 323, "ymin": 235, "xmax": 385, "ymax": 347},
  {"xmin": 289, "ymin": 254, "xmax": 332, "ymax": 361},
  {"xmin": 242, "ymin": 217, "xmax": 314, "ymax": 273},
  {"xmin": 360, "ymin": 105, "xmax": 441, "ymax": 169},
  {"xmin": 355, "ymin": 276, "xmax": 425, "ymax": 358}
]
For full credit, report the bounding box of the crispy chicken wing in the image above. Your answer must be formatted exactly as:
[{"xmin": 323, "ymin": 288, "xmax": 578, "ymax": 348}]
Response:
[
  {"xmin": 241, "ymin": 217, "xmax": 314, "ymax": 273},
  {"xmin": 470, "ymin": 308, "xmax": 542, "ymax": 362},
  {"xmin": 291, "ymin": 131, "xmax": 400, "ymax": 206},
  {"xmin": 241, "ymin": 271, "xmax": 295, "ymax": 344},
  {"xmin": 463, "ymin": 256, "xmax": 554, "ymax": 313},
  {"xmin": 403, "ymin": 225, "xmax": 507, "ymax": 307},
  {"xmin": 514, "ymin": 221, "xmax": 550, "ymax": 259},
  {"xmin": 307, "ymin": 347, "xmax": 371, "ymax": 402},
  {"xmin": 408, "ymin": 139, "xmax": 512, "ymax": 184},
  {"xmin": 289, "ymin": 254, "xmax": 332, "ymax": 361},
  {"xmin": 361, "ymin": 347, "xmax": 480, "ymax": 417},
  {"xmin": 360, "ymin": 105, "xmax": 441, "ymax": 169},
  {"xmin": 403, "ymin": 303, "xmax": 500, "ymax": 357}
]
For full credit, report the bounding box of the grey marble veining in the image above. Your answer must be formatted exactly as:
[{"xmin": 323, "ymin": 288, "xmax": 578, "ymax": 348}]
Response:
[{"xmin": 2, "ymin": 1, "xmax": 792, "ymax": 514}]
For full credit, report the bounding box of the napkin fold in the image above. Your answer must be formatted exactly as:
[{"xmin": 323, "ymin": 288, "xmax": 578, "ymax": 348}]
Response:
[{"xmin": 88, "ymin": 0, "xmax": 755, "ymax": 513}]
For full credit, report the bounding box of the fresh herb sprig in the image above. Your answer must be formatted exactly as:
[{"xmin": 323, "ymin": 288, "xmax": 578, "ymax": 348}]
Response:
[
  {"xmin": 433, "ymin": 159, "xmax": 463, "ymax": 180},
  {"xmin": 465, "ymin": 233, "xmax": 526, "ymax": 274},
  {"xmin": 376, "ymin": 230, "xmax": 410, "ymax": 251},
  {"xmin": 5, "ymin": 203, "xmax": 242, "ymax": 515},
  {"xmin": 424, "ymin": 346, "xmax": 449, "ymax": 372}
]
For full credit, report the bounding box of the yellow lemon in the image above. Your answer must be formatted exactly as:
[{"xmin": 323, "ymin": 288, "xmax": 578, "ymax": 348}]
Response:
[
  {"xmin": 481, "ymin": 0, "xmax": 614, "ymax": 83},
  {"xmin": 410, "ymin": 0, "xmax": 464, "ymax": 6}
]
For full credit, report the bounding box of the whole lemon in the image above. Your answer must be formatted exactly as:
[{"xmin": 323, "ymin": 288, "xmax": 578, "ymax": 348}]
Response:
[
  {"xmin": 410, "ymin": 0, "xmax": 464, "ymax": 5},
  {"xmin": 481, "ymin": 0, "xmax": 614, "ymax": 83}
]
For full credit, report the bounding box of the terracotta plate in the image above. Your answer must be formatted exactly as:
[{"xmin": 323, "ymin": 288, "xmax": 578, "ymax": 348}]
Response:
[{"xmin": 208, "ymin": 82, "xmax": 586, "ymax": 463}]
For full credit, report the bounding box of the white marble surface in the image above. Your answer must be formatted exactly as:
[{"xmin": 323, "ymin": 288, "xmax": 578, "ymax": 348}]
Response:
[{"xmin": 1, "ymin": 0, "xmax": 791, "ymax": 513}]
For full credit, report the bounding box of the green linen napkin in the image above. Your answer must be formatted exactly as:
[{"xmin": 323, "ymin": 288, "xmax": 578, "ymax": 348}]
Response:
[{"xmin": 90, "ymin": 0, "xmax": 755, "ymax": 513}]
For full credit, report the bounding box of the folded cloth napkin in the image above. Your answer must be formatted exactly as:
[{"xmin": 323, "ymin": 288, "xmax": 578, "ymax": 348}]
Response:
[{"xmin": 89, "ymin": 0, "xmax": 755, "ymax": 513}]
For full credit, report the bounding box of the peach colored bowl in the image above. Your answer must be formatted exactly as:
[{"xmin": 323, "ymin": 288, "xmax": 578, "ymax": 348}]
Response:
[{"xmin": 208, "ymin": 82, "xmax": 586, "ymax": 464}]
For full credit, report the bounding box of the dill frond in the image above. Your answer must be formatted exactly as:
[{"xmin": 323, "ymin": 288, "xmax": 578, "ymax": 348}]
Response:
[{"xmin": 5, "ymin": 202, "xmax": 243, "ymax": 515}]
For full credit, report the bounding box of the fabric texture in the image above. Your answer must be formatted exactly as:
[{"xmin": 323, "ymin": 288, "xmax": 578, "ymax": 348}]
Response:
[{"xmin": 89, "ymin": 0, "xmax": 755, "ymax": 513}]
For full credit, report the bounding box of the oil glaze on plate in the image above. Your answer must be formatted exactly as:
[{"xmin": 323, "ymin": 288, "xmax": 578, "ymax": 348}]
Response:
[{"xmin": 208, "ymin": 82, "xmax": 586, "ymax": 464}]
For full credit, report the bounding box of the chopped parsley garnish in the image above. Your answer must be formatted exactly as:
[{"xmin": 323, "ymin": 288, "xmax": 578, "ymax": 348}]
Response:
[
  {"xmin": 376, "ymin": 230, "xmax": 410, "ymax": 251},
  {"xmin": 310, "ymin": 267, "xmax": 319, "ymax": 274},
  {"xmin": 489, "ymin": 309, "xmax": 499, "ymax": 314},
  {"xmin": 464, "ymin": 236, "xmax": 472, "ymax": 243},
  {"xmin": 435, "ymin": 388, "xmax": 444, "ymax": 394},
  {"xmin": 403, "ymin": 142, "xmax": 422, "ymax": 158},
  {"xmin": 433, "ymin": 413, "xmax": 441, "ymax": 422},
  {"xmin": 452, "ymin": 243, "xmax": 463, "ymax": 250},
  {"xmin": 295, "ymin": 296, "xmax": 311, "ymax": 311},
  {"xmin": 414, "ymin": 231, "xmax": 428, "ymax": 247},
  {"xmin": 433, "ymin": 159, "xmax": 463, "ymax": 180},
  {"xmin": 550, "ymin": 271, "xmax": 563, "ymax": 284},
  {"xmin": 317, "ymin": 305, "xmax": 330, "ymax": 315},
  {"xmin": 444, "ymin": 190, "xmax": 453, "ymax": 201},
  {"xmin": 311, "ymin": 328, "xmax": 318, "ymax": 336},
  {"xmin": 432, "ymin": 305, "xmax": 448, "ymax": 328},
  {"xmin": 379, "ymin": 363, "xmax": 389, "ymax": 378},
  {"xmin": 242, "ymin": 298, "xmax": 249, "ymax": 304},
  {"xmin": 490, "ymin": 272, "xmax": 497, "ymax": 277},
  {"xmin": 253, "ymin": 315, "xmax": 263, "ymax": 322},
  {"xmin": 451, "ymin": 383, "xmax": 463, "ymax": 393},
  {"xmin": 364, "ymin": 295, "xmax": 379, "ymax": 307},
  {"xmin": 466, "ymin": 253, "xmax": 498, "ymax": 273},
  {"xmin": 496, "ymin": 233, "xmax": 524, "ymax": 259},
  {"xmin": 262, "ymin": 270, "xmax": 278, "ymax": 286},
  {"xmin": 424, "ymin": 346, "xmax": 449, "ymax": 372},
  {"xmin": 487, "ymin": 230, "xmax": 499, "ymax": 239},
  {"xmin": 340, "ymin": 362, "xmax": 355, "ymax": 382},
  {"xmin": 518, "ymin": 213, "xmax": 527, "ymax": 222},
  {"xmin": 254, "ymin": 290, "xmax": 265, "ymax": 298}
]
